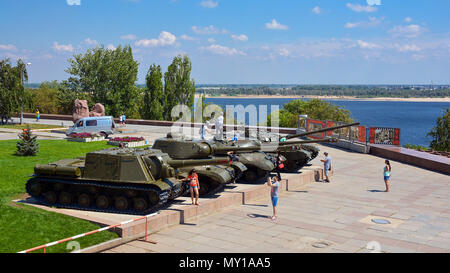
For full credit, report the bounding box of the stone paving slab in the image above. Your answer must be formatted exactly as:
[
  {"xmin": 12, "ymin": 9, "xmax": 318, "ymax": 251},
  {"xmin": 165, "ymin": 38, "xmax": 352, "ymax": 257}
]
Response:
[{"xmin": 104, "ymin": 142, "xmax": 450, "ymax": 253}]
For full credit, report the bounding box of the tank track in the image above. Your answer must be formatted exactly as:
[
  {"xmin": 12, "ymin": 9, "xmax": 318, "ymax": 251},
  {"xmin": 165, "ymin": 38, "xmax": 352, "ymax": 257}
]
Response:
[{"xmin": 26, "ymin": 177, "xmax": 177, "ymax": 215}]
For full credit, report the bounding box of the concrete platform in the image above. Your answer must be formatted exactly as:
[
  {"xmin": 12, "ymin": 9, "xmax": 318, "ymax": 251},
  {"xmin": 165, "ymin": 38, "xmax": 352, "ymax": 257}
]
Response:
[{"xmin": 17, "ymin": 165, "xmax": 326, "ymax": 252}]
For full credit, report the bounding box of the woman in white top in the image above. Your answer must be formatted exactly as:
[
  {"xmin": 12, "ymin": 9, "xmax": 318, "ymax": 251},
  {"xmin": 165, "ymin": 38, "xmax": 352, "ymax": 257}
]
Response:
[{"xmin": 383, "ymin": 160, "xmax": 392, "ymax": 192}]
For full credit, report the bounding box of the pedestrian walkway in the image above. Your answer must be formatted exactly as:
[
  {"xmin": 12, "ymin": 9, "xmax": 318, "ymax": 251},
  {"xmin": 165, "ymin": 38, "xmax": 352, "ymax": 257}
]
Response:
[{"xmin": 104, "ymin": 145, "xmax": 450, "ymax": 253}]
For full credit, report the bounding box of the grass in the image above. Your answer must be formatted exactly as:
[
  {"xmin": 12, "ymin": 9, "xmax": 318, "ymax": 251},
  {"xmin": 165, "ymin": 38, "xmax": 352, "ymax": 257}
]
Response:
[
  {"xmin": 0, "ymin": 123, "xmax": 64, "ymax": 130},
  {"xmin": 0, "ymin": 139, "xmax": 119, "ymax": 253}
]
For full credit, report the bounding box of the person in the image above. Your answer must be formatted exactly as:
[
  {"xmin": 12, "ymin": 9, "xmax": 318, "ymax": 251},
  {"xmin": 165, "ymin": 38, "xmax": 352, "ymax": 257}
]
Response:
[
  {"xmin": 119, "ymin": 114, "xmax": 123, "ymax": 126},
  {"xmin": 36, "ymin": 109, "xmax": 40, "ymax": 122},
  {"xmin": 267, "ymin": 176, "xmax": 280, "ymax": 220},
  {"xmin": 383, "ymin": 160, "xmax": 392, "ymax": 192},
  {"xmin": 199, "ymin": 122, "xmax": 208, "ymax": 140},
  {"xmin": 232, "ymin": 131, "xmax": 239, "ymax": 142},
  {"xmin": 320, "ymin": 152, "xmax": 331, "ymax": 182},
  {"xmin": 227, "ymin": 151, "xmax": 240, "ymax": 162},
  {"xmin": 215, "ymin": 112, "xmax": 224, "ymax": 140},
  {"xmin": 275, "ymin": 151, "xmax": 285, "ymax": 180},
  {"xmin": 122, "ymin": 113, "xmax": 126, "ymax": 126},
  {"xmin": 182, "ymin": 169, "xmax": 200, "ymax": 205}
]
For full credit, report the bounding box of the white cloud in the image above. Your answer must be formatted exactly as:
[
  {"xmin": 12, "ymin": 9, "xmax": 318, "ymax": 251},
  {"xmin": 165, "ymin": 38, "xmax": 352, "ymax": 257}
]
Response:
[
  {"xmin": 231, "ymin": 34, "xmax": 248, "ymax": 42},
  {"xmin": 405, "ymin": 17, "xmax": 412, "ymax": 23},
  {"xmin": 180, "ymin": 34, "xmax": 195, "ymax": 41},
  {"xmin": 389, "ymin": 24, "xmax": 425, "ymax": 38},
  {"xmin": 200, "ymin": 0, "xmax": 218, "ymax": 8},
  {"xmin": 265, "ymin": 19, "xmax": 289, "ymax": 30},
  {"xmin": 53, "ymin": 42, "xmax": 74, "ymax": 52},
  {"xmin": 346, "ymin": 3, "xmax": 378, "ymax": 12},
  {"xmin": 366, "ymin": 0, "xmax": 381, "ymax": 6},
  {"xmin": 107, "ymin": 44, "xmax": 116, "ymax": 50},
  {"xmin": 312, "ymin": 6, "xmax": 321, "ymax": 15},
  {"xmin": 83, "ymin": 38, "xmax": 98, "ymax": 45},
  {"xmin": 345, "ymin": 17, "xmax": 384, "ymax": 28},
  {"xmin": 394, "ymin": 44, "xmax": 421, "ymax": 52},
  {"xmin": 135, "ymin": 31, "xmax": 177, "ymax": 47},
  {"xmin": 200, "ymin": 44, "xmax": 246, "ymax": 56},
  {"xmin": 207, "ymin": 38, "xmax": 216, "ymax": 43},
  {"xmin": 0, "ymin": 44, "xmax": 17, "ymax": 51},
  {"xmin": 278, "ymin": 48, "xmax": 291, "ymax": 57},
  {"xmin": 120, "ymin": 34, "xmax": 137, "ymax": 40},
  {"xmin": 191, "ymin": 25, "xmax": 228, "ymax": 35},
  {"xmin": 66, "ymin": 0, "xmax": 81, "ymax": 6},
  {"xmin": 357, "ymin": 40, "xmax": 380, "ymax": 49}
]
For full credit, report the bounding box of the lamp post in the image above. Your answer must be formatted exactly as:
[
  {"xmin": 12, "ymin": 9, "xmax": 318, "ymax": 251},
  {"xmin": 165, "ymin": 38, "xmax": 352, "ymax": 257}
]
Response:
[{"xmin": 20, "ymin": 62, "xmax": 32, "ymax": 125}]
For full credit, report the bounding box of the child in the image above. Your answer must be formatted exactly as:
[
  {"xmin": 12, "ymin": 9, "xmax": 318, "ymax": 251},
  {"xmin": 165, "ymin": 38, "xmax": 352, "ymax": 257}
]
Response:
[
  {"xmin": 183, "ymin": 169, "xmax": 200, "ymax": 205},
  {"xmin": 267, "ymin": 176, "xmax": 280, "ymax": 220}
]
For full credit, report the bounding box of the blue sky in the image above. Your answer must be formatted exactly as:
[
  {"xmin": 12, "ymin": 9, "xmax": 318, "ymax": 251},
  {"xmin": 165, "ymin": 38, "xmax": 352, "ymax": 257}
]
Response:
[{"xmin": 1, "ymin": 0, "xmax": 449, "ymax": 84}]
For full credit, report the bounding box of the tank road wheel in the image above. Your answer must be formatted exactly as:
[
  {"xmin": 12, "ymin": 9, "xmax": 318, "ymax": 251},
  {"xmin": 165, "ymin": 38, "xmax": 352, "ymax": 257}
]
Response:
[
  {"xmin": 148, "ymin": 192, "xmax": 159, "ymax": 206},
  {"xmin": 78, "ymin": 193, "xmax": 92, "ymax": 208},
  {"xmin": 44, "ymin": 191, "xmax": 57, "ymax": 204},
  {"xmin": 26, "ymin": 180, "xmax": 42, "ymax": 197},
  {"xmin": 133, "ymin": 197, "xmax": 148, "ymax": 212},
  {"xmin": 244, "ymin": 170, "xmax": 258, "ymax": 182},
  {"xmin": 114, "ymin": 196, "xmax": 129, "ymax": 211},
  {"xmin": 257, "ymin": 168, "xmax": 268, "ymax": 178},
  {"xmin": 95, "ymin": 195, "xmax": 110, "ymax": 210},
  {"xmin": 59, "ymin": 191, "xmax": 72, "ymax": 205},
  {"xmin": 199, "ymin": 183, "xmax": 209, "ymax": 196}
]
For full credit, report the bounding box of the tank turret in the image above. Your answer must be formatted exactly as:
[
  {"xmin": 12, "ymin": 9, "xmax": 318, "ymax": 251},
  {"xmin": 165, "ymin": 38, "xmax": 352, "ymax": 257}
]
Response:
[{"xmin": 27, "ymin": 147, "xmax": 231, "ymax": 214}]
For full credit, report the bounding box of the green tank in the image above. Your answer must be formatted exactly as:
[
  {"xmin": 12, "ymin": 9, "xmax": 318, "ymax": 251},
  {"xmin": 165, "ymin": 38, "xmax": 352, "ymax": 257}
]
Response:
[
  {"xmin": 25, "ymin": 147, "xmax": 231, "ymax": 214},
  {"xmin": 245, "ymin": 122, "xmax": 360, "ymax": 172},
  {"xmin": 153, "ymin": 134, "xmax": 276, "ymax": 184}
]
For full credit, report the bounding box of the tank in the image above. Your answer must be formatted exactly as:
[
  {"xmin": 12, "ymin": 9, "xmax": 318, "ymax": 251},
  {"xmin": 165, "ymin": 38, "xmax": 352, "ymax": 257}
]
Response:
[
  {"xmin": 25, "ymin": 147, "xmax": 232, "ymax": 215},
  {"xmin": 152, "ymin": 135, "xmax": 278, "ymax": 184},
  {"xmin": 245, "ymin": 122, "xmax": 360, "ymax": 172}
]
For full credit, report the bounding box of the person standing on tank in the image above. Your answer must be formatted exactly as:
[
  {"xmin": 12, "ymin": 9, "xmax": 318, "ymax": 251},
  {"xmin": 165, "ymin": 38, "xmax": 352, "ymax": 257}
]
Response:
[
  {"xmin": 383, "ymin": 160, "xmax": 392, "ymax": 192},
  {"xmin": 267, "ymin": 175, "xmax": 280, "ymax": 220},
  {"xmin": 215, "ymin": 112, "xmax": 224, "ymax": 140},
  {"xmin": 320, "ymin": 152, "xmax": 331, "ymax": 182}
]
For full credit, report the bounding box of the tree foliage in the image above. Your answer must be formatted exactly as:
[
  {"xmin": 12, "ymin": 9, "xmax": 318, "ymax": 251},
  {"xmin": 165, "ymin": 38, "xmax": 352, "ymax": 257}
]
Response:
[
  {"xmin": 266, "ymin": 99, "xmax": 354, "ymax": 128},
  {"xmin": 0, "ymin": 58, "xmax": 30, "ymax": 121},
  {"xmin": 427, "ymin": 108, "xmax": 450, "ymax": 152},
  {"xmin": 142, "ymin": 64, "xmax": 164, "ymax": 120},
  {"xmin": 16, "ymin": 127, "xmax": 39, "ymax": 156},
  {"xmin": 164, "ymin": 54, "xmax": 196, "ymax": 120},
  {"xmin": 64, "ymin": 45, "xmax": 139, "ymax": 117}
]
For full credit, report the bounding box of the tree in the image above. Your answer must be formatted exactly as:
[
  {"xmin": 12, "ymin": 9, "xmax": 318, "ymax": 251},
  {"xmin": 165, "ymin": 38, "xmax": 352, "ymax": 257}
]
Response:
[
  {"xmin": 163, "ymin": 54, "xmax": 196, "ymax": 120},
  {"xmin": 266, "ymin": 99, "xmax": 354, "ymax": 128},
  {"xmin": 32, "ymin": 81, "xmax": 60, "ymax": 114},
  {"xmin": 16, "ymin": 127, "xmax": 39, "ymax": 156},
  {"xmin": 0, "ymin": 58, "xmax": 29, "ymax": 124},
  {"xmin": 64, "ymin": 45, "xmax": 139, "ymax": 117},
  {"xmin": 427, "ymin": 108, "xmax": 449, "ymax": 152},
  {"xmin": 142, "ymin": 64, "xmax": 164, "ymax": 120}
]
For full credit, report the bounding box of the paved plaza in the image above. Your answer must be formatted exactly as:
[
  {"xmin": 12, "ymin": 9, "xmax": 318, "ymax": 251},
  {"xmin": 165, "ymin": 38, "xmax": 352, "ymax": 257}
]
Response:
[
  {"xmin": 103, "ymin": 143, "xmax": 450, "ymax": 253},
  {"xmin": 4, "ymin": 118, "xmax": 450, "ymax": 253}
]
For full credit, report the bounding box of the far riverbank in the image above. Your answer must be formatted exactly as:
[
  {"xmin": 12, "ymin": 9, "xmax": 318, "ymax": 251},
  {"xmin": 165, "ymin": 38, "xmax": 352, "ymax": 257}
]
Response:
[{"xmin": 196, "ymin": 94, "xmax": 450, "ymax": 103}]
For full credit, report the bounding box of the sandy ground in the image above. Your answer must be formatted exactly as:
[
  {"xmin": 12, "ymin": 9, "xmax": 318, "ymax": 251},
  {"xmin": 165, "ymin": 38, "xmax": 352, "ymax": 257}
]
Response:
[{"xmin": 197, "ymin": 94, "xmax": 450, "ymax": 102}]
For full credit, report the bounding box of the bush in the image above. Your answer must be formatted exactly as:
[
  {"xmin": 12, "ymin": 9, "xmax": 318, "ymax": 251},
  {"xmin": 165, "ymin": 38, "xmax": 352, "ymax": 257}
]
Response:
[{"xmin": 427, "ymin": 108, "xmax": 449, "ymax": 152}]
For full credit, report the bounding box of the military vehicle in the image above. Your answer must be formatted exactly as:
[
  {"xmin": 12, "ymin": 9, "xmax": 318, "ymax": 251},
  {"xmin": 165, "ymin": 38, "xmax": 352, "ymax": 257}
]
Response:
[
  {"xmin": 25, "ymin": 147, "xmax": 231, "ymax": 214},
  {"xmin": 243, "ymin": 122, "xmax": 360, "ymax": 172},
  {"xmin": 152, "ymin": 134, "xmax": 336, "ymax": 183}
]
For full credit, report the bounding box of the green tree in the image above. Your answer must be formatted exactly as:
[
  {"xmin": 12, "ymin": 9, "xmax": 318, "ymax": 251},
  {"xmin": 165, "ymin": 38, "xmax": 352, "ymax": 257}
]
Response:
[
  {"xmin": 32, "ymin": 81, "xmax": 60, "ymax": 114},
  {"xmin": 142, "ymin": 64, "xmax": 164, "ymax": 120},
  {"xmin": 266, "ymin": 99, "xmax": 354, "ymax": 128},
  {"xmin": 427, "ymin": 108, "xmax": 449, "ymax": 152},
  {"xmin": 164, "ymin": 54, "xmax": 196, "ymax": 120},
  {"xmin": 16, "ymin": 126, "xmax": 39, "ymax": 156},
  {"xmin": 64, "ymin": 45, "xmax": 139, "ymax": 117},
  {"xmin": 0, "ymin": 58, "xmax": 30, "ymax": 124}
]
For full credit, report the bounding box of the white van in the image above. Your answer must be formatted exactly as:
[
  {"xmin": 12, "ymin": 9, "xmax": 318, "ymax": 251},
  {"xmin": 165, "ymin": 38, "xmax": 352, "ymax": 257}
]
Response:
[{"xmin": 67, "ymin": 116, "xmax": 116, "ymax": 137}]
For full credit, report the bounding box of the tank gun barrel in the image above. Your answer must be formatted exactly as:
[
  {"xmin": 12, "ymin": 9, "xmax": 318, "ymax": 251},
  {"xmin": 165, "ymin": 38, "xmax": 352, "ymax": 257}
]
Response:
[
  {"xmin": 211, "ymin": 145, "xmax": 263, "ymax": 154},
  {"xmin": 284, "ymin": 122, "xmax": 360, "ymax": 140},
  {"xmin": 167, "ymin": 158, "xmax": 231, "ymax": 168},
  {"xmin": 278, "ymin": 138, "xmax": 338, "ymax": 145}
]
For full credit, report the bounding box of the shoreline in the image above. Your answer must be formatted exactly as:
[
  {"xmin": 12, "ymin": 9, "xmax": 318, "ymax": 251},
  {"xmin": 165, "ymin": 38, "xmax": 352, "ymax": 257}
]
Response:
[{"xmin": 196, "ymin": 94, "xmax": 450, "ymax": 102}]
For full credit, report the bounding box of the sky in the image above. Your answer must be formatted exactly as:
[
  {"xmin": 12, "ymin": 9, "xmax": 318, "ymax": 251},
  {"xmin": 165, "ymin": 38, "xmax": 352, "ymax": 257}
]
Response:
[{"xmin": 1, "ymin": 0, "xmax": 449, "ymax": 84}]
